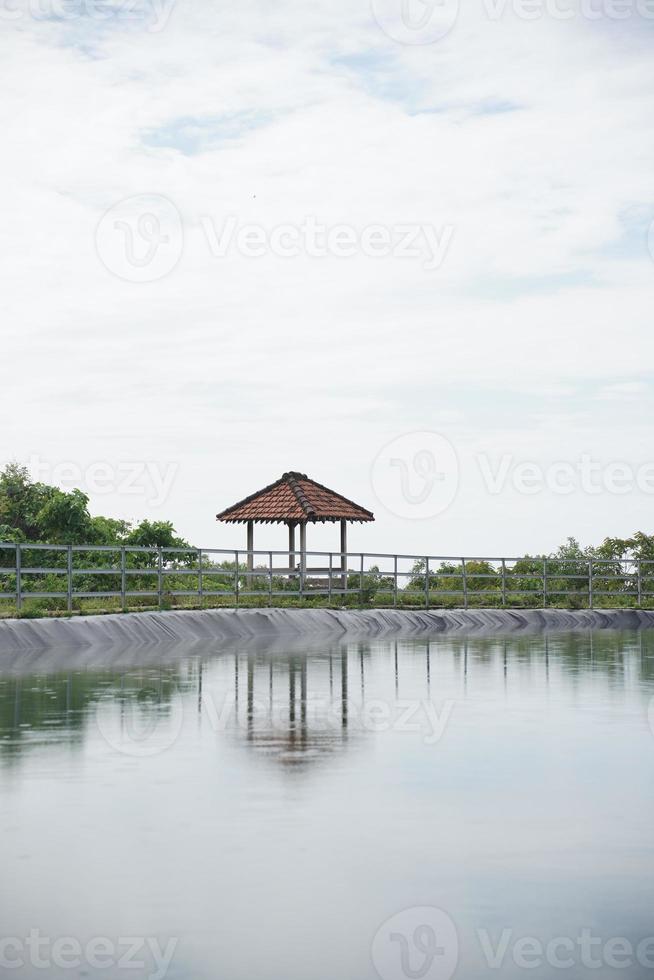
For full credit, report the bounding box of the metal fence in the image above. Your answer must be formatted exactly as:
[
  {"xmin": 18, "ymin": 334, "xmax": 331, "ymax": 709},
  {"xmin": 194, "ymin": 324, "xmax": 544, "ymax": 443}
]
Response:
[{"xmin": 1, "ymin": 542, "xmax": 654, "ymax": 612}]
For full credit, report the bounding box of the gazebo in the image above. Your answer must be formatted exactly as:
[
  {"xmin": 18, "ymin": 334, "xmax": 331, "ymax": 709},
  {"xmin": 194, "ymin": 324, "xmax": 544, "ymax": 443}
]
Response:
[{"xmin": 216, "ymin": 471, "xmax": 374, "ymax": 585}]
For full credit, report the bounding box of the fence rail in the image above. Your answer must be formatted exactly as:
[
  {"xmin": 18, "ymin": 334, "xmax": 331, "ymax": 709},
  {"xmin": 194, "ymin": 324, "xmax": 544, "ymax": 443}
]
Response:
[{"xmin": 1, "ymin": 543, "xmax": 653, "ymax": 612}]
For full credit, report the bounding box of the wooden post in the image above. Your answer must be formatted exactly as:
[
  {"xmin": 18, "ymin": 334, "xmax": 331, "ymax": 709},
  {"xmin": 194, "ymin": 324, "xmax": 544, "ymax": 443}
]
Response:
[
  {"xmin": 340, "ymin": 519, "xmax": 347, "ymax": 592},
  {"xmin": 299, "ymin": 521, "xmax": 307, "ymax": 592},
  {"xmin": 288, "ymin": 521, "xmax": 296, "ymax": 573},
  {"xmin": 246, "ymin": 520, "xmax": 254, "ymax": 590}
]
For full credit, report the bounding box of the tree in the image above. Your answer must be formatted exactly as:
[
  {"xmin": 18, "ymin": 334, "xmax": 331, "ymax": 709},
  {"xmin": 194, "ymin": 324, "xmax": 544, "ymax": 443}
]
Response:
[
  {"xmin": 597, "ymin": 532, "xmax": 654, "ymax": 562},
  {"xmin": 125, "ymin": 520, "xmax": 190, "ymax": 550},
  {"xmin": 125, "ymin": 520, "xmax": 193, "ymax": 570},
  {"xmin": 0, "ymin": 463, "xmax": 192, "ymax": 553},
  {"xmin": 35, "ymin": 488, "xmax": 94, "ymax": 544},
  {"xmin": 88, "ymin": 515, "xmax": 131, "ymax": 545},
  {"xmin": 596, "ymin": 533, "xmax": 654, "ymax": 603},
  {"xmin": 545, "ymin": 537, "xmax": 593, "ymax": 608},
  {"xmin": 0, "ymin": 463, "xmax": 55, "ymax": 540}
]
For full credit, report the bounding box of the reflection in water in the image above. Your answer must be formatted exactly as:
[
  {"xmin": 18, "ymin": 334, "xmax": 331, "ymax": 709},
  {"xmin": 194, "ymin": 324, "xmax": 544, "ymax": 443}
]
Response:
[
  {"xmin": 1, "ymin": 629, "xmax": 654, "ymax": 769},
  {"xmin": 1, "ymin": 630, "xmax": 654, "ymax": 980}
]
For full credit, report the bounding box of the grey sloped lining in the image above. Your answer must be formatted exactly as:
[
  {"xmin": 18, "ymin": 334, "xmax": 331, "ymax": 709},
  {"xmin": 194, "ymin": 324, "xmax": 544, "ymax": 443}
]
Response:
[{"xmin": 1, "ymin": 606, "xmax": 653, "ymax": 657}]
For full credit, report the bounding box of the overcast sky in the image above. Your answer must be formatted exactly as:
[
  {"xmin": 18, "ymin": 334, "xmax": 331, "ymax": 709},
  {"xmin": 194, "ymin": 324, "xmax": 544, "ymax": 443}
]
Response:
[{"xmin": 2, "ymin": 0, "xmax": 654, "ymax": 558}]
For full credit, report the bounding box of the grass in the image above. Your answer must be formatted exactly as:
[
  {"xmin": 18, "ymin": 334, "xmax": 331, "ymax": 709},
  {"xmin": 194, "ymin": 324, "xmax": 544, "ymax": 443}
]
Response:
[{"xmin": 1, "ymin": 591, "xmax": 653, "ymax": 620}]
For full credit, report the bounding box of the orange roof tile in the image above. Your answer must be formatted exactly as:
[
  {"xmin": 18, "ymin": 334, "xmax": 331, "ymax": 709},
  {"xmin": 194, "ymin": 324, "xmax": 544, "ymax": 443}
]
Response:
[{"xmin": 216, "ymin": 472, "xmax": 374, "ymax": 524}]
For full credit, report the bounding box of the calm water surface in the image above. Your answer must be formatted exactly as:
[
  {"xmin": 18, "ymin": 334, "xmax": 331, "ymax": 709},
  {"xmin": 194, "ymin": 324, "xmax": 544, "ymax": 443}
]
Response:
[{"xmin": 1, "ymin": 630, "xmax": 654, "ymax": 980}]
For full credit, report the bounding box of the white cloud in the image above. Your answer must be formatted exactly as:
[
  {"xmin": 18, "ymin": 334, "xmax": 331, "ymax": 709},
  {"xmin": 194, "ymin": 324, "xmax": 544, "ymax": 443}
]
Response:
[{"xmin": 1, "ymin": 0, "xmax": 653, "ymax": 556}]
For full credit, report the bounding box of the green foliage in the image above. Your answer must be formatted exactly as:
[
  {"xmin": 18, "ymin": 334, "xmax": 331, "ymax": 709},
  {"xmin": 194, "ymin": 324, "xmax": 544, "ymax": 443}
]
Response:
[
  {"xmin": 125, "ymin": 520, "xmax": 188, "ymax": 550},
  {"xmin": 124, "ymin": 520, "xmax": 194, "ymax": 570},
  {"xmin": 35, "ymin": 488, "xmax": 94, "ymax": 544},
  {"xmin": 408, "ymin": 559, "xmax": 498, "ymax": 594},
  {"xmin": 347, "ymin": 565, "xmax": 394, "ymax": 603},
  {"xmin": 0, "ymin": 463, "xmax": 55, "ymax": 539},
  {"xmin": 89, "ymin": 515, "xmax": 131, "ymax": 545},
  {"xmin": 0, "ymin": 462, "xmax": 190, "ymax": 553},
  {"xmin": 597, "ymin": 531, "xmax": 654, "ymax": 562},
  {"xmin": 0, "ymin": 524, "xmax": 25, "ymax": 544}
]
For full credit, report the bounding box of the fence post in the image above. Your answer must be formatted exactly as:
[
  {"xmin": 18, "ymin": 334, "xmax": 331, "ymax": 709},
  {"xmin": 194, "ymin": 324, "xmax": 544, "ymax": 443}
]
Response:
[
  {"xmin": 198, "ymin": 549, "xmax": 203, "ymax": 607},
  {"xmin": 393, "ymin": 555, "xmax": 398, "ymax": 608},
  {"xmin": 158, "ymin": 547, "xmax": 164, "ymax": 611},
  {"xmin": 67, "ymin": 544, "xmax": 73, "ymax": 614},
  {"xmin": 543, "ymin": 559, "xmax": 548, "ymax": 609},
  {"xmin": 501, "ymin": 559, "xmax": 507, "ymax": 608},
  {"xmin": 360, "ymin": 554, "xmax": 364, "ymax": 605},
  {"xmin": 235, "ymin": 551, "xmax": 239, "ymax": 607},
  {"xmin": 120, "ymin": 547, "xmax": 126, "ymax": 611},
  {"xmin": 462, "ymin": 558, "xmax": 468, "ymax": 609},
  {"xmin": 329, "ymin": 553, "xmax": 333, "ymax": 603},
  {"xmin": 588, "ymin": 558, "xmax": 593, "ymax": 609},
  {"xmin": 15, "ymin": 543, "xmax": 22, "ymax": 613},
  {"xmin": 638, "ymin": 560, "xmax": 642, "ymax": 608},
  {"xmin": 425, "ymin": 557, "xmax": 430, "ymax": 610},
  {"xmin": 269, "ymin": 551, "xmax": 273, "ymax": 607}
]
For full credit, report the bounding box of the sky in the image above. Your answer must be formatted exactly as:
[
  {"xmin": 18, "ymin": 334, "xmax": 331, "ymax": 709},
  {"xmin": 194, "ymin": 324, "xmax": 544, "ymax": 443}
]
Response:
[{"xmin": 2, "ymin": 0, "xmax": 654, "ymax": 559}]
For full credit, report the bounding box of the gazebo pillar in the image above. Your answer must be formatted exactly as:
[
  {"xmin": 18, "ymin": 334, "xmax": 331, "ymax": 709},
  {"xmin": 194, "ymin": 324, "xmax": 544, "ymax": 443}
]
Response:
[
  {"xmin": 299, "ymin": 521, "xmax": 307, "ymax": 587},
  {"xmin": 246, "ymin": 520, "xmax": 254, "ymax": 587},
  {"xmin": 340, "ymin": 518, "xmax": 348, "ymax": 590},
  {"xmin": 288, "ymin": 521, "xmax": 296, "ymax": 572}
]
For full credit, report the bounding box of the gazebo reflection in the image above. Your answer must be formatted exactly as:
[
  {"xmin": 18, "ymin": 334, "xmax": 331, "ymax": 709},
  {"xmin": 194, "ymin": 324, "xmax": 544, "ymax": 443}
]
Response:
[
  {"xmin": 196, "ymin": 641, "xmax": 438, "ymax": 771},
  {"xmin": 222, "ymin": 649, "xmax": 355, "ymax": 769}
]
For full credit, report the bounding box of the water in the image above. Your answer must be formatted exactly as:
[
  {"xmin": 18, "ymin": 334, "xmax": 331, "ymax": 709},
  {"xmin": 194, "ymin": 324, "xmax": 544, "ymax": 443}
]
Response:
[{"xmin": 1, "ymin": 630, "xmax": 654, "ymax": 980}]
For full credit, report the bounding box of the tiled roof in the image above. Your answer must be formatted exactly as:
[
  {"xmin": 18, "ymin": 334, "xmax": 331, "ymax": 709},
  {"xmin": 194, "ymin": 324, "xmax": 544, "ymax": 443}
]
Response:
[{"xmin": 216, "ymin": 472, "xmax": 375, "ymax": 524}]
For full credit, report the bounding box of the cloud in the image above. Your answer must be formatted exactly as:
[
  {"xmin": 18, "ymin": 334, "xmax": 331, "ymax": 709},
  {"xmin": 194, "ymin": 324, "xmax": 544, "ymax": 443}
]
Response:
[{"xmin": 1, "ymin": 0, "xmax": 654, "ymax": 555}]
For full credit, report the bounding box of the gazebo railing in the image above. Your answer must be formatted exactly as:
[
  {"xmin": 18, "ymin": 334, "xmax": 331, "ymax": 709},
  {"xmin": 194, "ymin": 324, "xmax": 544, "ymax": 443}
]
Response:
[{"xmin": 1, "ymin": 543, "xmax": 654, "ymax": 612}]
